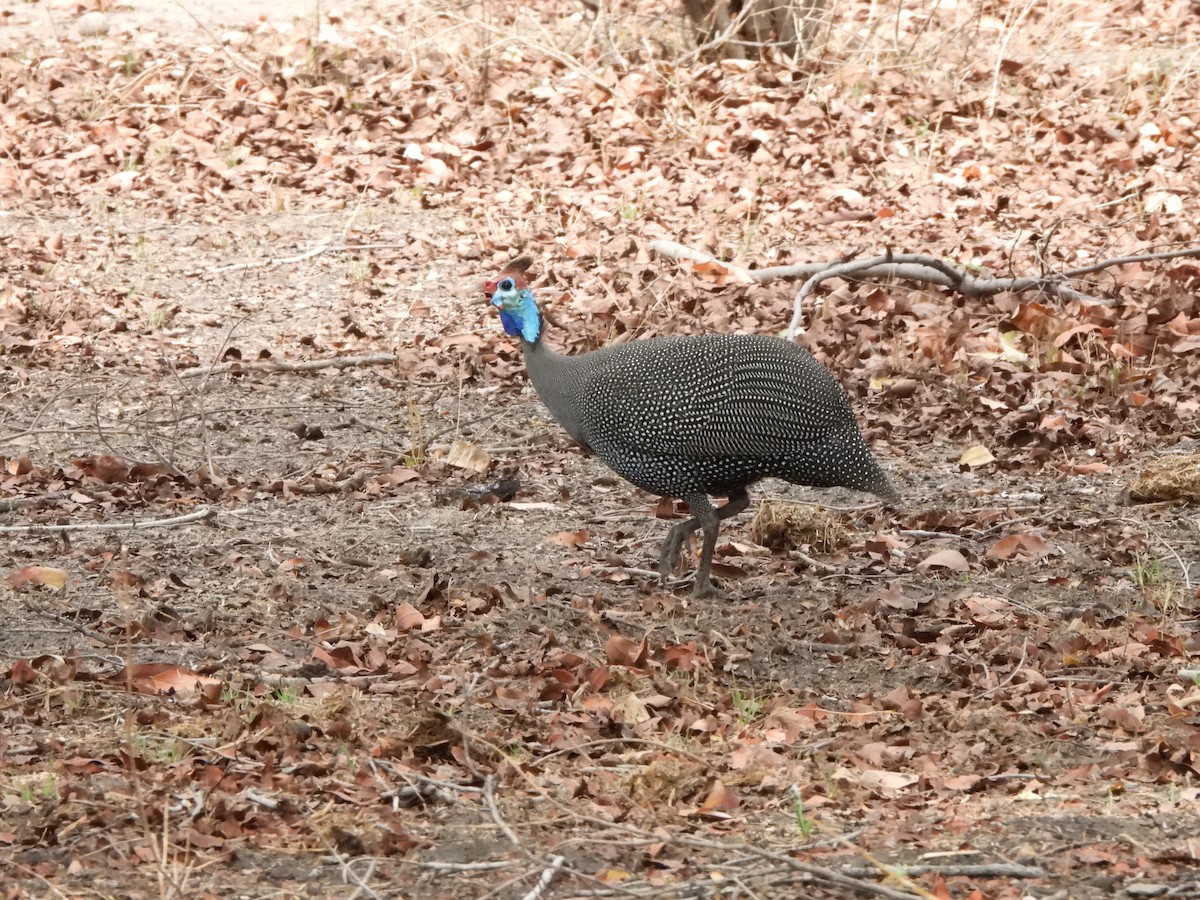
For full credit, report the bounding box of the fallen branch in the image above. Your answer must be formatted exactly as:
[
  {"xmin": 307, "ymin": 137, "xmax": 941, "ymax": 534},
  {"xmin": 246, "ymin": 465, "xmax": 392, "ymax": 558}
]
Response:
[
  {"xmin": 795, "ymin": 547, "xmax": 838, "ymax": 573},
  {"xmin": 783, "ymin": 251, "xmax": 1102, "ymax": 338},
  {"xmin": 410, "ymin": 860, "xmax": 513, "ymax": 872},
  {"xmin": 323, "ymin": 841, "xmax": 380, "ymax": 900},
  {"xmin": 974, "ymin": 638, "xmax": 1029, "ymax": 701},
  {"xmin": 840, "ymin": 862, "xmax": 1046, "ymax": 879},
  {"xmin": 0, "ymin": 491, "xmax": 76, "ymax": 513},
  {"xmin": 649, "ymin": 239, "xmax": 1200, "ymax": 340},
  {"xmin": 0, "ymin": 507, "xmax": 214, "ymax": 534},
  {"xmin": 180, "ymin": 354, "xmax": 397, "ymax": 379},
  {"xmin": 484, "ymin": 775, "xmax": 529, "ymax": 856},
  {"xmin": 519, "ymin": 855, "xmax": 566, "ymax": 900},
  {"xmin": 196, "ymin": 242, "xmax": 411, "ymax": 275},
  {"xmin": 673, "ymin": 834, "xmax": 924, "ymax": 899},
  {"xmin": 527, "ymin": 736, "xmax": 715, "ymax": 771},
  {"xmin": 369, "ymin": 758, "xmax": 484, "ymax": 796},
  {"xmin": 34, "ymin": 610, "xmax": 120, "ymax": 647}
]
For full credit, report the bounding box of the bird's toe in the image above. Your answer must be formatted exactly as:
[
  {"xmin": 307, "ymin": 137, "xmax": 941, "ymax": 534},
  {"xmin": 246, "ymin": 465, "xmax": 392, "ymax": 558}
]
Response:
[{"xmin": 691, "ymin": 576, "xmax": 726, "ymax": 600}]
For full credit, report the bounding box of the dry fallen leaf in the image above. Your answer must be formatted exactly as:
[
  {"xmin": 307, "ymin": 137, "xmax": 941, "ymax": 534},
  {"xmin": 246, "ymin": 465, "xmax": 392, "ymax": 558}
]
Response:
[
  {"xmin": 1101, "ymin": 705, "xmax": 1145, "ymax": 733},
  {"xmin": 547, "ymin": 529, "xmax": 589, "ymax": 548},
  {"xmin": 7, "ymin": 566, "xmax": 67, "ymax": 591},
  {"xmin": 917, "ymin": 549, "xmax": 970, "ymax": 572},
  {"xmin": 595, "ymin": 869, "xmax": 632, "ymax": 884},
  {"xmin": 395, "ymin": 602, "xmax": 426, "ymax": 631},
  {"xmin": 696, "ymin": 779, "xmax": 739, "ymax": 815},
  {"xmin": 376, "ymin": 466, "xmax": 421, "ymax": 487},
  {"xmin": 611, "ymin": 691, "xmax": 650, "ymax": 726},
  {"xmin": 842, "ymin": 768, "xmax": 920, "ymax": 796},
  {"xmin": 691, "ymin": 258, "xmax": 755, "ymax": 285},
  {"xmin": 986, "ymin": 533, "xmax": 1052, "ymax": 561},
  {"xmin": 943, "ymin": 774, "xmax": 983, "ymax": 791},
  {"xmin": 446, "ymin": 439, "xmax": 491, "ymax": 473},
  {"xmin": 6, "ymin": 659, "xmax": 40, "ymax": 685},
  {"xmin": 962, "ymin": 595, "xmax": 1015, "ymax": 626},
  {"xmin": 959, "ymin": 445, "xmax": 995, "ymax": 468},
  {"xmin": 111, "ymin": 664, "xmax": 221, "ymax": 700},
  {"xmin": 605, "ymin": 633, "xmax": 648, "ymax": 667}
]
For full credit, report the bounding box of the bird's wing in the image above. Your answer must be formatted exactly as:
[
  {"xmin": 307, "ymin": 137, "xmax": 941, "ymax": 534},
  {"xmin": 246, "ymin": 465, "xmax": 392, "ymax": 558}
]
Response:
[{"xmin": 580, "ymin": 337, "xmax": 856, "ymax": 459}]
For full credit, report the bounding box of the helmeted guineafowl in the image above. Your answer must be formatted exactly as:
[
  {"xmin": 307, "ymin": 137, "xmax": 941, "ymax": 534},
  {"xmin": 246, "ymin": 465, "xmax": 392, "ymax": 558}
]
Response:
[{"xmin": 484, "ymin": 257, "xmax": 897, "ymax": 597}]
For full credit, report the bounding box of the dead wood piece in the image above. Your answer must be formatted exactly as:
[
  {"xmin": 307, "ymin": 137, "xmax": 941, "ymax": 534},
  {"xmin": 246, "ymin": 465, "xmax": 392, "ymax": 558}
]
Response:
[
  {"xmin": 484, "ymin": 775, "xmax": 530, "ymax": 857},
  {"xmin": 650, "ymin": 240, "xmax": 1200, "ymax": 339},
  {"xmin": 840, "ymin": 861, "xmax": 1046, "ymax": 879},
  {"xmin": 410, "ymin": 860, "xmax": 512, "ymax": 872},
  {"xmin": 0, "ymin": 507, "xmax": 214, "ymax": 535},
  {"xmin": 0, "ymin": 491, "xmax": 75, "ymax": 513},
  {"xmin": 196, "ymin": 242, "xmax": 411, "ymax": 276},
  {"xmin": 519, "ymin": 855, "xmax": 566, "ymax": 900},
  {"xmin": 181, "ymin": 354, "xmax": 397, "ymax": 379},
  {"xmin": 33, "ymin": 610, "xmax": 119, "ymax": 647}
]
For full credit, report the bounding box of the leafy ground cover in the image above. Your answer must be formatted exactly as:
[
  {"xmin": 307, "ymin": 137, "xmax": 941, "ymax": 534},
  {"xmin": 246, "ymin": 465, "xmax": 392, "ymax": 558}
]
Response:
[{"xmin": 2, "ymin": 0, "xmax": 1199, "ymax": 897}]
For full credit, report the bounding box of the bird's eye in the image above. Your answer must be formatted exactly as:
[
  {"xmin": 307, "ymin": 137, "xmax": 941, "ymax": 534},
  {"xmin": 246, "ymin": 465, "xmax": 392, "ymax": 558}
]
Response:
[{"xmin": 498, "ymin": 278, "xmax": 514, "ymax": 291}]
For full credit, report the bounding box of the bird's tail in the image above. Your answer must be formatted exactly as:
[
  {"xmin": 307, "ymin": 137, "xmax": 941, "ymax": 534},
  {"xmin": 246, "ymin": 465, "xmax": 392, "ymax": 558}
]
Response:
[{"xmin": 783, "ymin": 431, "xmax": 898, "ymax": 502}]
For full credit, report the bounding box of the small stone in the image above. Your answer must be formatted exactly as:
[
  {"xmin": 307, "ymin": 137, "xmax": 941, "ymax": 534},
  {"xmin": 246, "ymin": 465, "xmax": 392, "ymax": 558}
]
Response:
[
  {"xmin": 221, "ymin": 30, "xmax": 249, "ymax": 48},
  {"xmin": 1124, "ymin": 885, "xmax": 1169, "ymax": 898},
  {"xmin": 77, "ymin": 11, "xmax": 109, "ymax": 36}
]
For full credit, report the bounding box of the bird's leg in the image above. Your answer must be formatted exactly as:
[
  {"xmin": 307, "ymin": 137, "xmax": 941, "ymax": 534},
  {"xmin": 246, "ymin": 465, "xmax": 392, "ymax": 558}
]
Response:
[
  {"xmin": 692, "ymin": 489, "xmax": 750, "ymax": 598},
  {"xmin": 658, "ymin": 491, "xmax": 751, "ymax": 597},
  {"xmin": 659, "ymin": 515, "xmax": 702, "ymax": 583}
]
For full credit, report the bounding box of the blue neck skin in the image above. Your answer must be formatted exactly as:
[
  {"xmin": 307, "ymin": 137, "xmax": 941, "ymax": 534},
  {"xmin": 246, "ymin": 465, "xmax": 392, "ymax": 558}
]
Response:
[{"xmin": 494, "ymin": 289, "xmax": 541, "ymax": 344}]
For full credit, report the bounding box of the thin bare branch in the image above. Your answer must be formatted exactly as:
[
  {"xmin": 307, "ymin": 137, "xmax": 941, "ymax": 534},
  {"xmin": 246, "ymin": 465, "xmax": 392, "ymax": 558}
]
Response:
[
  {"xmin": 196, "ymin": 242, "xmax": 411, "ymax": 276},
  {"xmin": 519, "ymin": 855, "xmax": 566, "ymax": 900},
  {"xmin": 483, "ymin": 775, "xmax": 529, "ymax": 857},
  {"xmin": 0, "ymin": 507, "xmax": 214, "ymax": 535},
  {"xmin": 0, "ymin": 491, "xmax": 76, "ymax": 513},
  {"xmin": 1060, "ymin": 245, "xmax": 1200, "ymax": 278},
  {"xmin": 840, "ymin": 862, "xmax": 1046, "ymax": 879},
  {"xmin": 179, "ymin": 354, "xmax": 397, "ymax": 379}
]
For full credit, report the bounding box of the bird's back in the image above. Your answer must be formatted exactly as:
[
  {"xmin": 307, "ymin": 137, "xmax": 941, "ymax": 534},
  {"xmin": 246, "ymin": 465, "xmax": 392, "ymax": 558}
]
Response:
[{"xmin": 527, "ymin": 333, "xmax": 895, "ymax": 500}]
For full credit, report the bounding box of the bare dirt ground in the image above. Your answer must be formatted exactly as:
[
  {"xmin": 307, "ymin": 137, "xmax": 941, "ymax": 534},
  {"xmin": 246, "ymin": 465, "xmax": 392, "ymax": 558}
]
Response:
[{"xmin": 2, "ymin": 0, "xmax": 1200, "ymax": 898}]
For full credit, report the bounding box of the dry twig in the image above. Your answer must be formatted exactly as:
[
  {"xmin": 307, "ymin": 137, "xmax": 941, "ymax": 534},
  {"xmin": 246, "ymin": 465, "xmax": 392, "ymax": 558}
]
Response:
[
  {"xmin": 0, "ymin": 507, "xmax": 214, "ymax": 535},
  {"xmin": 0, "ymin": 491, "xmax": 76, "ymax": 513},
  {"xmin": 179, "ymin": 354, "xmax": 397, "ymax": 379},
  {"xmin": 483, "ymin": 775, "xmax": 528, "ymax": 856},
  {"xmin": 519, "ymin": 855, "xmax": 566, "ymax": 900},
  {"xmin": 840, "ymin": 861, "xmax": 1046, "ymax": 879},
  {"xmin": 196, "ymin": 242, "xmax": 411, "ymax": 275}
]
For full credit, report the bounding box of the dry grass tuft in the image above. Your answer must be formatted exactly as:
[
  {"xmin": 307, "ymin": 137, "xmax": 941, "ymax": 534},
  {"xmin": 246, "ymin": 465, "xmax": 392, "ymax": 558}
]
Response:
[
  {"xmin": 622, "ymin": 758, "xmax": 707, "ymax": 804},
  {"xmin": 1129, "ymin": 453, "xmax": 1200, "ymax": 503},
  {"xmin": 748, "ymin": 501, "xmax": 852, "ymax": 552}
]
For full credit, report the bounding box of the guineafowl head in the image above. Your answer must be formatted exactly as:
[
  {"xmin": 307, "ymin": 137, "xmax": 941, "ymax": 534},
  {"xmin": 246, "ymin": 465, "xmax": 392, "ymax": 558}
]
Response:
[{"xmin": 484, "ymin": 257, "xmax": 540, "ymax": 343}]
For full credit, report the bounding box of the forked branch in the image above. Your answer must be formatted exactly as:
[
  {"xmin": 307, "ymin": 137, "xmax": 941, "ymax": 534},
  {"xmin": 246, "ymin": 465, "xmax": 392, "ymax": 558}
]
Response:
[{"xmin": 649, "ymin": 240, "xmax": 1200, "ymax": 340}]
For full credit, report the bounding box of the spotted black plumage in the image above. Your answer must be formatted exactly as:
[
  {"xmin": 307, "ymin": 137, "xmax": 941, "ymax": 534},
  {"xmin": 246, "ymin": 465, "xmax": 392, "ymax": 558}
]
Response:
[{"xmin": 485, "ymin": 258, "xmax": 898, "ymax": 597}]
